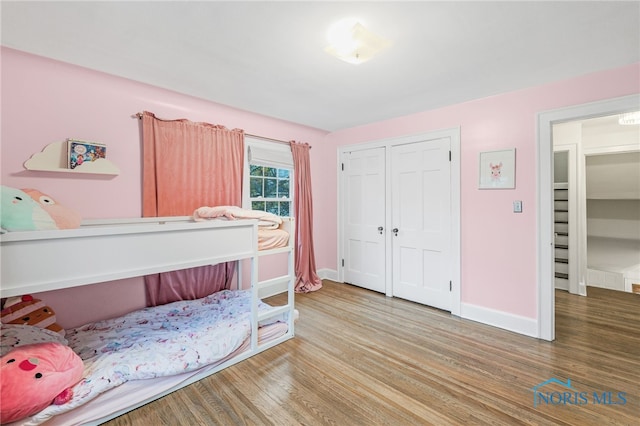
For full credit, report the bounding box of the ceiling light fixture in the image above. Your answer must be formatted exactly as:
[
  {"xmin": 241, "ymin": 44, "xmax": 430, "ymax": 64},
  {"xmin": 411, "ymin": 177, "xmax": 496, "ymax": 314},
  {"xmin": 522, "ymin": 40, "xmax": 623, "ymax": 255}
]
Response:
[
  {"xmin": 324, "ymin": 18, "xmax": 390, "ymax": 65},
  {"xmin": 618, "ymin": 111, "xmax": 640, "ymax": 125}
]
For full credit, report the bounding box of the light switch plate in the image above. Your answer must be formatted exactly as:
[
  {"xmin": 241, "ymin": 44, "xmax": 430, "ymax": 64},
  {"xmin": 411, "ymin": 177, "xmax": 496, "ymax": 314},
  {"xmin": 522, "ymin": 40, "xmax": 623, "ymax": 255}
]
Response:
[{"xmin": 513, "ymin": 200, "xmax": 523, "ymax": 213}]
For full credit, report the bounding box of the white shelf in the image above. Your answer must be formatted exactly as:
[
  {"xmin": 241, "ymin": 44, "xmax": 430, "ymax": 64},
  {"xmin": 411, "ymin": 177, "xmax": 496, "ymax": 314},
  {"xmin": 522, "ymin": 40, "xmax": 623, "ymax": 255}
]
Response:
[
  {"xmin": 586, "ymin": 193, "xmax": 640, "ymax": 200},
  {"xmin": 24, "ymin": 141, "xmax": 120, "ymax": 175}
]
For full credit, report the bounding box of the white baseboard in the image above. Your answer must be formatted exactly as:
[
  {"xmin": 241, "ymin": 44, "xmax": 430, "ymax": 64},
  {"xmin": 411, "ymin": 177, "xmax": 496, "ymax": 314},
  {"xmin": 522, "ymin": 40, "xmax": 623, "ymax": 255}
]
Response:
[
  {"xmin": 461, "ymin": 302, "xmax": 538, "ymax": 338},
  {"xmin": 317, "ymin": 268, "xmax": 339, "ymax": 282},
  {"xmin": 579, "ymin": 282, "xmax": 587, "ymax": 296}
]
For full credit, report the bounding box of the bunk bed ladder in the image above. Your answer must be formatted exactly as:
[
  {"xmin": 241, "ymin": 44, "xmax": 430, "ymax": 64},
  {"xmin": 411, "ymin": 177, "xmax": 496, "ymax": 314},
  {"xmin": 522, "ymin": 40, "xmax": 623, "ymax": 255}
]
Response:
[{"xmin": 250, "ymin": 218, "xmax": 296, "ymax": 351}]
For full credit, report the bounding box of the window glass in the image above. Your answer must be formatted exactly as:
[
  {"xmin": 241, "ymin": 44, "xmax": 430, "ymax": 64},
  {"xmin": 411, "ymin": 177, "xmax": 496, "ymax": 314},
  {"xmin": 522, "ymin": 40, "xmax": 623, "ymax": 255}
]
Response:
[{"xmin": 249, "ymin": 165, "xmax": 292, "ymax": 217}]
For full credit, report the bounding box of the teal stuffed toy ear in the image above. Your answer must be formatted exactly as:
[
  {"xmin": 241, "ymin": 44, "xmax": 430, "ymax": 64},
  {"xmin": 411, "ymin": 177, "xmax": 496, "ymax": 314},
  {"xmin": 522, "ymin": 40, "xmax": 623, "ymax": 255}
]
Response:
[{"xmin": 0, "ymin": 186, "xmax": 57, "ymax": 231}]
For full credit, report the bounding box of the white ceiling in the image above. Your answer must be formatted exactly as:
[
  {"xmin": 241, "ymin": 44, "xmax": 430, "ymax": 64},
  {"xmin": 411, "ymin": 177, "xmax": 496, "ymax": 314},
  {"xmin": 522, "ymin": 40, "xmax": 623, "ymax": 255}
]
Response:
[{"xmin": 2, "ymin": 1, "xmax": 639, "ymax": 132}]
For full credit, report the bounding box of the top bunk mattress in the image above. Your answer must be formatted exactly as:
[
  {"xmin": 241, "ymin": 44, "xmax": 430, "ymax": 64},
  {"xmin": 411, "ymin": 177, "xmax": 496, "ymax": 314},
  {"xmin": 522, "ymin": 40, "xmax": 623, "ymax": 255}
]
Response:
[
  {"xmin": 193, "ymin": 206, "xmax": 292, "ymax": 251},
  {"xmin": 258, "ymin": 227, "xmax": 289, "ymax": 250}
]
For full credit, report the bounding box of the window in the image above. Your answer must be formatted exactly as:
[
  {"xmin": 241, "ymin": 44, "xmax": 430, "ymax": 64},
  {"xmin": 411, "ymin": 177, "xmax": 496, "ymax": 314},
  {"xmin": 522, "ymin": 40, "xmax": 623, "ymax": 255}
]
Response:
[
  {"xmin": 249, "ymin": 165, "xmax": 291, "ymax": 216},
  {"xmin": 244, "ymin": 137, "xmax": 294, "ymax": 217}
]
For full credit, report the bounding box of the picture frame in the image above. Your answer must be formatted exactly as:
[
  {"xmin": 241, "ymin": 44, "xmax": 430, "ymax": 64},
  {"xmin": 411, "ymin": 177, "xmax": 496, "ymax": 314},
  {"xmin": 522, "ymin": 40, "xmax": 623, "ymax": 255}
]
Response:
[
  {"xmin": 478, "ymin": 148, "xmax": 516, "ymax": 189},
  {"xmin": 67, "ymin": 139, "xmax": 107, "ymax": 169}
]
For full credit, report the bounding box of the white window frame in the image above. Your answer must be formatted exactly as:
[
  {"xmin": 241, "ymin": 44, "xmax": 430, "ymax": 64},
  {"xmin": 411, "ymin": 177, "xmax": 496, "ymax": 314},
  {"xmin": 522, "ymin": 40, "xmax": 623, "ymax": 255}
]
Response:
[{"xmin": 243, "ymin": 137, "xmax": 294, "ymax": 218}]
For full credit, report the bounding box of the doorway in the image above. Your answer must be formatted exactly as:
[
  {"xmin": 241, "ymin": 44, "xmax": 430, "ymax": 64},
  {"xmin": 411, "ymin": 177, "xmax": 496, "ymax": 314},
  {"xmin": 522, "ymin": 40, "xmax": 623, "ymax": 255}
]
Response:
[
  {"xmin": 553, "ymin": 116, "xmax": 640, "ymax": 298},
  {"xmin": 537, "ymin": 94, "xmax": 640, "ymax": 341}
]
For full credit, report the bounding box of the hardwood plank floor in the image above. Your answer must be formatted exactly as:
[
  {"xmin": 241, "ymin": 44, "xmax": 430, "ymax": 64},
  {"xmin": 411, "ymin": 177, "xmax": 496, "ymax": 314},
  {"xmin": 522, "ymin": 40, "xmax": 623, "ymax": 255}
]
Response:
[{"xmin": 105, "ymin": 281, "xmax": 639, "ymax": 425}]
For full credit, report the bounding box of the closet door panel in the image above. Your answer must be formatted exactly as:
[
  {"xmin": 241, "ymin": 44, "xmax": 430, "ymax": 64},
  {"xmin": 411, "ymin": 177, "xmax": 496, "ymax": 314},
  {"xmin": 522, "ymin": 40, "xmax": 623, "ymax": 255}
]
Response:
[
  {"xmin": 391, "ymin": 138, "xmax": 452, "ymax": 311},
  {"xmin": 343, "ymin": 148, "xmax": 386, "ymax": 293}
]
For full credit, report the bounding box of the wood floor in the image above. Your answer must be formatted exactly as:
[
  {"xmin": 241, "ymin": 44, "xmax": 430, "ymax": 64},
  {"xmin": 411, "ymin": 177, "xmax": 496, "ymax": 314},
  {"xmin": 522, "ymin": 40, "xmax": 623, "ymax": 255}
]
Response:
[{"xmin": 106, "ymin": 281, "xmax": 639, "ymax": 426}]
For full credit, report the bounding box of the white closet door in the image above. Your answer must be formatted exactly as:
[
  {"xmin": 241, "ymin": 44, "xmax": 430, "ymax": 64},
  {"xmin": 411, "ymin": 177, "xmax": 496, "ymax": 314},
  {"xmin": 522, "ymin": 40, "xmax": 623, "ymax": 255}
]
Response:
[
  {"xmin": 343, "ymin": 148, "xmax": 386, "ymax": 293},
  {"xmin": 391, "ymin": 138, "xmax": 452, "ymax": 310}
]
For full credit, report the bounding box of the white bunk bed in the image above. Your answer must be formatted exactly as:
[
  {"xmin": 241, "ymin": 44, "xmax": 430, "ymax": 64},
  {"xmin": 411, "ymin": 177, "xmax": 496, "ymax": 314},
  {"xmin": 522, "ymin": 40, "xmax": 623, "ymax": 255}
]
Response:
[{"xmin": 0, "ymin": 216, "xmax": 295, "ymax": 425}]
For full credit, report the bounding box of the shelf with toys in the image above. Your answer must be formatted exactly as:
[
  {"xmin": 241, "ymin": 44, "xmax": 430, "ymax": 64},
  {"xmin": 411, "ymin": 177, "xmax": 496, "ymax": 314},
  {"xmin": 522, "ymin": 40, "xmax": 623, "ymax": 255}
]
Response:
[{"xmin": 23, "ymin": 140, "xmax": 120, "ymax": 175}]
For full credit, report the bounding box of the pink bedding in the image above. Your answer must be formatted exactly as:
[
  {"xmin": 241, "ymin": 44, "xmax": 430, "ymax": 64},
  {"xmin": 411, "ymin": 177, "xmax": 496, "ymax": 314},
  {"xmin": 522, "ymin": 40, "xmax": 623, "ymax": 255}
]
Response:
[
  {"xmin": 194, "ymin": 206, "xmax": 290, "ymax": 250},
  {"xmin": 258, "ymin": 228, "xmax": 289, "ymax": 250},
  {"xmin": 193, "ymin": 206, "xmax": 282, "ymax": 229}
]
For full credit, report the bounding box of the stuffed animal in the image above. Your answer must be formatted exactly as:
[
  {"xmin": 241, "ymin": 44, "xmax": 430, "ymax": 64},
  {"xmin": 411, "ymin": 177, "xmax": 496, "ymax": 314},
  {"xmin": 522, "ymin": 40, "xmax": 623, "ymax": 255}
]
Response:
[
  {"xmin": 22, "ymin": 188, "xmax": 82, "ymax": 229},
  {"xmin": 0, "ymin": 342, "xmax": 84, "ymax": 423},
  {"xmin": 1, "ymin": 295, "xmax": 65, "ymax": 337},
  {"xmin": 0, "ymin": 186, "xmax": 57, "ymax": 231}
]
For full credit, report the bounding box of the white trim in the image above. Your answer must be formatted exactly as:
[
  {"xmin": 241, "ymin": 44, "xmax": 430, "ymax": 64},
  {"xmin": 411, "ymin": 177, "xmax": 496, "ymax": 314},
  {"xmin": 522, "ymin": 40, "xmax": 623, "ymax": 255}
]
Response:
[
  {"xmin": 337, "ymin": 127, "xmax": 461, "ymax": 316},
  {"xmin": 577, "ymin": 143, "xmax": 589, "ymax": 297},
  {"xmin": 460, "ymin": 303, "xmax": 538, "ymax": 338},
  {"xmin": 317, "ymin": 268, "xmax": 339, "ymax": 281},
  {"xmin": 336, "ymin": 147, "xmax": 345, "ymax": 286},
  {"xmin": 450, "ymin": 129, "xmax": 461, "ymax": 316},
  {"xmin": 537, "ymin": 94, "xmax": 640, "ymax": 341},
  {"xmin": 583, "ymin": 143, "xmax": 640, "ymax": 156},
  {"xmin": 243, "ymin": 136, "xmax": 294, "ymax": 213}
]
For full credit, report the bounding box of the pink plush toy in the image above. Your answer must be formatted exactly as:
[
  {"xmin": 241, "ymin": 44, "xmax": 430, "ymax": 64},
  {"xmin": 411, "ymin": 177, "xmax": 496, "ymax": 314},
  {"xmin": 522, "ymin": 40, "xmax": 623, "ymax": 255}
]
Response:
[
  {"xmin": 22, "ymin": 188, "xmax": 82, "ymax": 229},
  {"xmin": 0, "ymin": 342, "xmax": 84, "ymax": 423}
]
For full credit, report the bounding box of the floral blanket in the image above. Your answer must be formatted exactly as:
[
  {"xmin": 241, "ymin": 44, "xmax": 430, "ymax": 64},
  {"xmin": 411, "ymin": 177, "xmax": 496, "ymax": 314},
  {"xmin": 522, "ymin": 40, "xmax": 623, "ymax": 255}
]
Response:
[{"xmin": 19, "ymin": 290, "xmax": 276, "ymax": 425}]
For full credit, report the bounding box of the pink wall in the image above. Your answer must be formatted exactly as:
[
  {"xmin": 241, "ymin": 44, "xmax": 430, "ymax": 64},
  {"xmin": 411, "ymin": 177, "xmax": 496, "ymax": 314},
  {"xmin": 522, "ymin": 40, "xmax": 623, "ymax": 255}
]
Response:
[
  {"xmin": 1, "ymin": 47, "xmax": 326, "ymax": 219},
  {"xmin": 3, "ymin": 46, "xmax": 639, "ymax": 328},
  {"xmin": 317, "ymin": 63, "xmax": 640, "ymax": 319},
  {"xmin": 1, "ymin": 47, "xmax": 327, "ymax": 327}
]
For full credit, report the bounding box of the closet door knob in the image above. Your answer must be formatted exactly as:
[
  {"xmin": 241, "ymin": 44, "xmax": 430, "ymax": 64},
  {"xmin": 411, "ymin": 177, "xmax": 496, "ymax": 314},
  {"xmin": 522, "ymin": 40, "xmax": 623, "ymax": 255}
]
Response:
[
  {"xmin": 392, "ymin": 228, "xmax": 399, "ymax": 236},
  {"xmin": 378, "ymin": 226, "xmax": 384, "ymax": 234}
]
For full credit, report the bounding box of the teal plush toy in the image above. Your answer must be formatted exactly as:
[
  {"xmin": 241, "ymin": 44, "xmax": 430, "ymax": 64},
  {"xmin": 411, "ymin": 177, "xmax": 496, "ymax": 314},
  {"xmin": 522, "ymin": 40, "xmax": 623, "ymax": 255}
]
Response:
[{"xmin": 0, "ymin": 186, "xmax": 57, "ymax": 231}]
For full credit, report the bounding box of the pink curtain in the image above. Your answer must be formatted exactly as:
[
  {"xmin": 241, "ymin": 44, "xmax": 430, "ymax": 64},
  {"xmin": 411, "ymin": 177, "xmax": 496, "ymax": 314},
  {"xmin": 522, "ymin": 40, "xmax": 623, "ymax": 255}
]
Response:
[
  {"xmin": 290, "ymin": 141, "xmax": 322, "ymax": 293},
  {"xmin": 142, "ymin": 111, "xmax": 244, "ymax": 306}
]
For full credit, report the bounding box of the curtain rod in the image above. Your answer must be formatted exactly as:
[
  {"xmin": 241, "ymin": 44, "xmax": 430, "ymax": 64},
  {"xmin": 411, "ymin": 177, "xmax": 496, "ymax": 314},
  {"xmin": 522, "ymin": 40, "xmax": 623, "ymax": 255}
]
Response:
[
  {"xmin": 134, "ymin": 113, "xmax": 309, "ymax": 148},
  {"xmin": 246, "ymin": 134, "xmax": 290, "ymax": 146},
  {"xmin": 244, "ymin": 134, "xmax": 311, "ymax": 149}
]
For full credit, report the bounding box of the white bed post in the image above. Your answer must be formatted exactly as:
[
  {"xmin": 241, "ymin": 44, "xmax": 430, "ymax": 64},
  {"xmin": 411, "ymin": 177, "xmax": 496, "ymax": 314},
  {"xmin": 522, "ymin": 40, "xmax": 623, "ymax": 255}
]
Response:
[
  {"xmin": 250, "ymin": 221, "xmax": 260, "ymax": 350},
  {"xmin": 288, "ymin": 218, "xmax": 296, "ymax": 335}
]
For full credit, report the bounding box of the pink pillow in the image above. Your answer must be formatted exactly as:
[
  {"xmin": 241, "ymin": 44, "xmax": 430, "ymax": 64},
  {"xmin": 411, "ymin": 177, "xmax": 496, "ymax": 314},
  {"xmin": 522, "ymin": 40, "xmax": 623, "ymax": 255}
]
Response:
[
  {"xmin": 22, "ymin": 189, "xmax": 82, "ymax": 229},
  {"xmin": 0, "ymin": 342, "xmax": 84, "ymax": 423}
]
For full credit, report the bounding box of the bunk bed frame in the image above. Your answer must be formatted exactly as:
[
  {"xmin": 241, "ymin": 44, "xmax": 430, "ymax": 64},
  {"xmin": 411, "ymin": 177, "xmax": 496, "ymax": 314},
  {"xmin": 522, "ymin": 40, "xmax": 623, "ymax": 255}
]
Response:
[{"xmin": 0, "ymin": 216, "xmax": 295, "ymax": 425}]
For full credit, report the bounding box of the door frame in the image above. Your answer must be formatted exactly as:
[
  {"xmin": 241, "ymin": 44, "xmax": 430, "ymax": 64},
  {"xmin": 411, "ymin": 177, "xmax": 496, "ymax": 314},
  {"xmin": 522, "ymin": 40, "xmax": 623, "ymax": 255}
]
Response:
[
  {"xmin": 337, "ymin": 127, "xmax": 461, "ymax": 316},
  {"xmin": 537, "ymin": 94, "xmax": 639, "ymax": 341}
]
